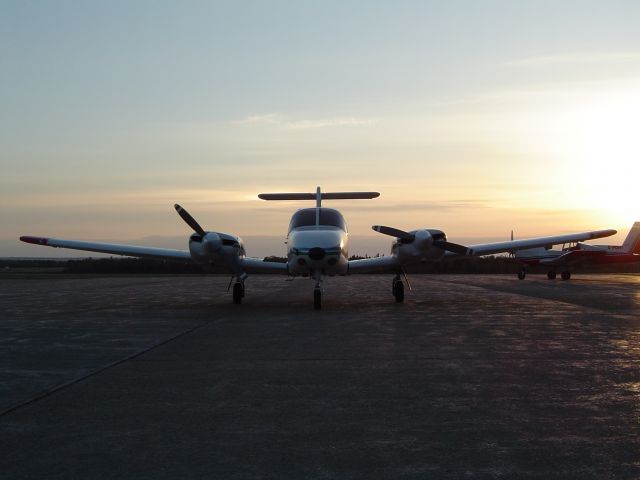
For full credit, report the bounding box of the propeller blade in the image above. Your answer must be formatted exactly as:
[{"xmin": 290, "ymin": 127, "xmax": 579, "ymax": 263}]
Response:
[
  {"xmin": 434, "ymin": 241, "xmax": 473, "ymax": 256},
  {"xmin": 174, "ymin": 204, "xmax": 206, "ymax": 236},
  {"xmin": 372, "ymin": 225, "xmax": 415, "ymax": 242}
]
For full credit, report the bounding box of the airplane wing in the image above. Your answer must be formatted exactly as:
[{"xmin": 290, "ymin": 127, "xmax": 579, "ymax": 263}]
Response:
[
  {"xmin": 461, "ymin": 229, "xmax": 617, "ymax": 257},
  {"xmin": 21, "ymin": 235, "xmax": 289, "ymax": 274},
  {"xmin": 348, "ymin": 255, "xmax": 400, "ymax": 274},
  {"xmin": 240, "ymin": 257, "xmax": 288, "ymax": 274},
  {"xmin": 20, "ymin": 236, "xmax": 191, "ymax": 260}
]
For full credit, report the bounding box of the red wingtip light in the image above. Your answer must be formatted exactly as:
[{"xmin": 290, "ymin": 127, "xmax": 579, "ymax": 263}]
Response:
[{"xmin": 20, "ymin": 236, "xmax": 49, "ymax": 245}]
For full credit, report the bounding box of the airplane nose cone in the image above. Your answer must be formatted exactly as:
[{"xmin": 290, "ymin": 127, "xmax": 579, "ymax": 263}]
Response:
[{"xmin": 308, "ymin": 247, "xmax": 326, "ymax": 260}]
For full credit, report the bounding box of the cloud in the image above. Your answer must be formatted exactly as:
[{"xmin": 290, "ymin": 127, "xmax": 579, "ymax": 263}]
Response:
[
  {"xmin": 505, "ymin": 52, "xmax": 640, "ymax": 67},
  {"xmin": 237, "ymin": 113, "xmax": 283, "ymax": 125},
  {"xmin": 234, "ymin": 113, "xmax": 376, "ymax": 130}
]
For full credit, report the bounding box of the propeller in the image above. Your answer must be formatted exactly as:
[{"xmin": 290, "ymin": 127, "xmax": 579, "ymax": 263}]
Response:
[
  {"xmin": 372, "ymin": 225, "xmax": 414, "ymax": 242},
  {"xmin": 174, "ymin": 204, "xmax": 206, "ymax": 236},
  {"xmin": 436, "ymin": 241, "xmax": 473, "ymax": 256},
  {"xmin": 372, "ymin": 225, "xmax": 473, "ymax": 255}
]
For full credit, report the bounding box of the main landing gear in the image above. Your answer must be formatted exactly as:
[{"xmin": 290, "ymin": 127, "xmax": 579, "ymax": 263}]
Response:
[
  {"xmin": 547, "ymin": 270, "xmax": 571, "ymax": 280},
  {"xmin": 232, "ymin": 281, "xmax": 245, "ymax": 304},
  {"xmin": 517, "ymin": 268, "xmax": 526, "ymax": 280},
  {"xmin": 392, "ymin": 274, "xmax": 404, "ymax": 303}
]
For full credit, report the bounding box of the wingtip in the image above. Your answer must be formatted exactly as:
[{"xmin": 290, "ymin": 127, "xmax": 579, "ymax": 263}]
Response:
[{"xmin": 20, "ymin": 236, "xmax": 49, "ymax": 245}]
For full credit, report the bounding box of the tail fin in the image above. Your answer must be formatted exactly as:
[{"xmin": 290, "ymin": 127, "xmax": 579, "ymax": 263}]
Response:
[
  {"xmin": 258, "ymin": 186, "xmax": 379, "ymax": 207},
  {"xmin": 621, "ymin": 222, "xmax": 640, "ymax": 253}
]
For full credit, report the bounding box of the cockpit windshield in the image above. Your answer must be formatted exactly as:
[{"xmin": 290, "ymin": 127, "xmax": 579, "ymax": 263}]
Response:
[{"xmin": 288, "ymin": 208, "xmax": 348, "ymax": 232}]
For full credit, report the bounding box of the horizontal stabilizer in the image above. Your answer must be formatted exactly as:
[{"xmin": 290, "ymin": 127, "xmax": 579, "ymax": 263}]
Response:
[{"xmin": 259, "ymin": 192, "xmax": 379, "ymax": 200}]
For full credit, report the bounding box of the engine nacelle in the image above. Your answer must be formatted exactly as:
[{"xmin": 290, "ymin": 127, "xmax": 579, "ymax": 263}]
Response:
[
  {"xmin": 188, "ymin": 231, "xmax": 244, "ymax": 264},
  {"xmin": 393, "ymin": 229, "xmax": 446, "ymax": 263}
]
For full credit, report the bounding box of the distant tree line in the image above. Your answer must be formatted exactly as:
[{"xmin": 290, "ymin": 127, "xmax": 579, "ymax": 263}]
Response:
[{"xmin": 2, "ymin": 256, "xmax": 639, "ymax": 275}]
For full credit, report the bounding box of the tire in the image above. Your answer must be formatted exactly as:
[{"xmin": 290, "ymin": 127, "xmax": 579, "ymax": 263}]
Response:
[
  {"xmin": 394, "ymin": 281, "xmax": 404, "ymax": 303},
  {"xmin": 233, "ymin": 282, "xmax": 243, "ymax": 304},
  {"xmin": 561, "ymin": 271, "xmax": 571, "ymax": 280},
  {"xmin": 314, "ymin": 288, "xmax": 321, "ymax": 310},
  {"xmin": 547, "ymin": 271, "xmax": 556, "ymax": 280},
  {"xmin": 517, "ymin": 270, "xmax": 526, "ymax": 280}
]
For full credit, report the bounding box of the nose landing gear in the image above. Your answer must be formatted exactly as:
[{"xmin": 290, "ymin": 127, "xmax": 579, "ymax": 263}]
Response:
[{"xmin": 313, "ymin": 271, "xmax": 323, "ymax": 310}]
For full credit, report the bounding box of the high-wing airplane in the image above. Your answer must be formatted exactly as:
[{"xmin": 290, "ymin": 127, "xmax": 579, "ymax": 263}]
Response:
[
  {"xmin": 514, "ymin": 221, "xmax": 640, "ymax": 280},
  {"xmin": 20, "ymin": 187, "xmax": 617, "ymax": 309}
]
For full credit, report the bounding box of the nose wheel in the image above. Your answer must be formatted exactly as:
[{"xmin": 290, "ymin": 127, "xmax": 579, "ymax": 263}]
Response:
[
  {"xmin": 314, "ymin": 287, "xmax": 322, "ymax": 310},
  {"xmin": 312, "ymin": 271, "xmax": 323, "ymax": 310}
]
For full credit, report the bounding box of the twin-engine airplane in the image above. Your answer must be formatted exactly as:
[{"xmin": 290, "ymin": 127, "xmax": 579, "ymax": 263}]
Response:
[
  {"xmin": 20, "ymin": 187, "xmax": 617, "ymax": 309},
  {"xmin": 514, "ymin": 221, "xmax": 640, "ymax": 280}
]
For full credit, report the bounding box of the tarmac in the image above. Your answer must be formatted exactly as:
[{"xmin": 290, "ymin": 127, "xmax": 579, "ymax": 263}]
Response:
[{"xmin": 1, "ymin": 273, "xmax": 640, "ymax": 479}]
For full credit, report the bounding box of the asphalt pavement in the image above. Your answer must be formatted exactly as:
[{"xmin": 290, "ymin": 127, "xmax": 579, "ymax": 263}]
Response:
[{"xmin": 2, "ymin": 273, "xmax": 640, "ymax": 479}]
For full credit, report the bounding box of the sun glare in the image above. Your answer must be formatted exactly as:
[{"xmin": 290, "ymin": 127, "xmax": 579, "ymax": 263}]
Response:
[{"xmin": 539, "ymin": 88, "xmax": 640, "ymax": 226}]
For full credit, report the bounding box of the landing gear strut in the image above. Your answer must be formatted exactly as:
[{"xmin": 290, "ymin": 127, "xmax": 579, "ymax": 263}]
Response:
[
  {"xmin": 392, "ymin": 275, "xmax": 404, "ymax": 303},
  {"xmin": 232, "ymin": 281, "xmax": 245, "ymax": 304},
  {"xmin": 313, "ymin": 271, "xmax": 323, "ymax": 310}
]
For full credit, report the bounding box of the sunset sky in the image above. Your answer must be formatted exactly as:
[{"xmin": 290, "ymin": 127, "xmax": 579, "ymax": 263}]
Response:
[{"xmin": 2, "ymin": 1, "xmax": 640, "ymax": 257}]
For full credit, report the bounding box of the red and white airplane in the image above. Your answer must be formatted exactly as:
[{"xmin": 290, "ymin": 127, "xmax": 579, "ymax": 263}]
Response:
[
  {"xmin": 20, "ymin": 187, "xmax": 617, "ymax": 309},
  {"xmin": 514, "ymin": 222, "xmax": 640, "ymax": 280}
]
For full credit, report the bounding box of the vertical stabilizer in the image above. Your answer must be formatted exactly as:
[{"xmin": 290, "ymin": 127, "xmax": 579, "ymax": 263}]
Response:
[{"xmin": 621, "ymin": 222, "xmax": 640, "ymax": 253}]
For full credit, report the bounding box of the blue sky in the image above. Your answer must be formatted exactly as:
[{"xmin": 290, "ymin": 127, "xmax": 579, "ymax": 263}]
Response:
[{"xmin": 2, "ymin": 1, "xmax": 640, "ymax": 256}]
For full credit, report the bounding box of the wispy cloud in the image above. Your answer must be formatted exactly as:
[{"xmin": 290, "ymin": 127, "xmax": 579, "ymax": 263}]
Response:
[
  {"xmin": 234, "ymin": 113, "xmax": 376, "ymax": 129},
  {"xmin": 506, "ymin": 51, "xmax": 640, "ymax": 67}
]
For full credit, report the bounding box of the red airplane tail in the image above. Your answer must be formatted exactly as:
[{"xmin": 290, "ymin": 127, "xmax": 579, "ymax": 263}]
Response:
[{"xmin": 621, "ymin": 222, "xmax": 640, "ymax": 253}]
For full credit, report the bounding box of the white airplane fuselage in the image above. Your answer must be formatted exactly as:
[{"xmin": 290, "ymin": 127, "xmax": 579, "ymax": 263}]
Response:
[{"xmin": 286, "ymin": 208, "xmax": 349, "ymax": 277}]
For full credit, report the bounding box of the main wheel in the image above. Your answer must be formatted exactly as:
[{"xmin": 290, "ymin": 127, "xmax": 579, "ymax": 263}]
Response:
[
  {"xmin": 393, "ymin": 281, "xmax": 404, "ymax": 303},
  {"xmin": 517, "ymin": 270, "xmax": 526, "ymax": 280},
  {"xmin": 233, "ymin": 282, "xmax": 243, "ymax": 304},
  {"xmin": 313, "ymin": 288, "xmax": 322, "ymax": 310},
  {"xmin": 561, "ymin": 271, "xmax": 571, "ymax": 280},
  {"xmin": 547, "ymin": 271, "xmax": 556, "ymax": 280}
]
